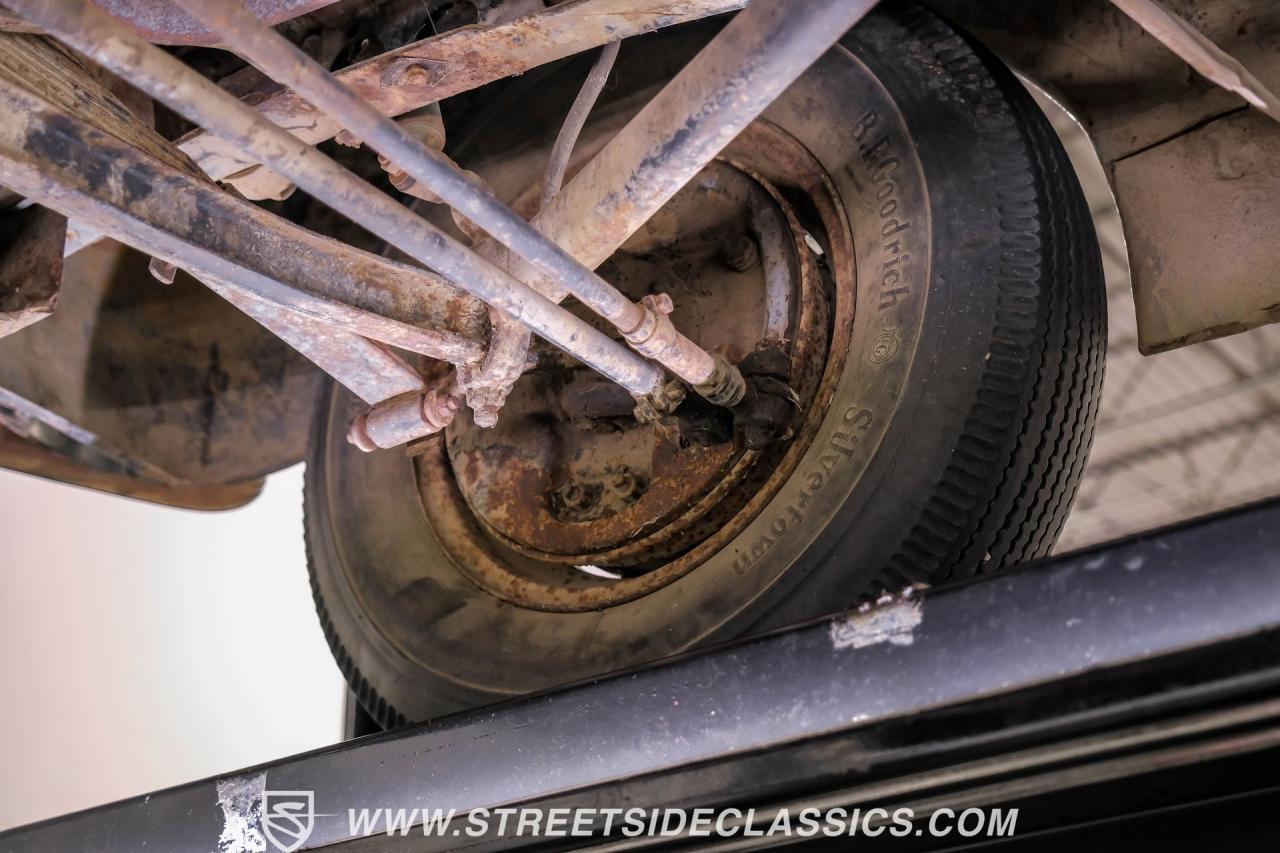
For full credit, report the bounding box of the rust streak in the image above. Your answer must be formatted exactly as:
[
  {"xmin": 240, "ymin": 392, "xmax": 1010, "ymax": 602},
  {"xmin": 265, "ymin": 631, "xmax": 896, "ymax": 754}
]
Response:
[{"xmin": 174, "ymin": 0, "xmax": 747, "ymax": 196}]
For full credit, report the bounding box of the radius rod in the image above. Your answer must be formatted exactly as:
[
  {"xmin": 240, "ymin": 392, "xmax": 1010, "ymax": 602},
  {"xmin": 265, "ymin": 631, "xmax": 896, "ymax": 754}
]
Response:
[
  {"xmin": 173, "ymin": 0, "xmax": 880, "ymax": 410},
  {"xmin": 6, "ymin": 0, "xmax": 667, "ymax": 405},
  {"xmin": 7, "ymin": 0, "xmax": 882, "ymax": 432},
  {"xmin": 173, "ymin": 0, "xmax": 743, "ymax": 406},
  {"xmin": 5, "ymin": 0, "xmax": 754, "ymax": 417}
]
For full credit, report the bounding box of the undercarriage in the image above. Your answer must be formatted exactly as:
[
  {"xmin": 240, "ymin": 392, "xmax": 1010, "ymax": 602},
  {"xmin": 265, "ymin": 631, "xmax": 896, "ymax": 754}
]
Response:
[{"xmin": 1, "ymin": 0, "xmax": 1278, "ymax": 722}]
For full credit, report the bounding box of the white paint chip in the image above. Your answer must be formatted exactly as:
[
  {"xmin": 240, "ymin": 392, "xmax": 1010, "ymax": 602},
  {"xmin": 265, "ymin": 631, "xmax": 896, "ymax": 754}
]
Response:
[
  {"xmin": 829, "ymin": 594, "xmax": 923, "ymax": 650},
  {"xmin": 216, "ymin": 772, "xmax": 267, "ymax": 853}
]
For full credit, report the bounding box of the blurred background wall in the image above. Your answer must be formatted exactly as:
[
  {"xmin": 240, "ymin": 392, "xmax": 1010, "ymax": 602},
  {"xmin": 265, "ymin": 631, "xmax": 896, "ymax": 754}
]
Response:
[{"xmin": 0, "ymin": 463, "xmax": 344, "ymax": 830}]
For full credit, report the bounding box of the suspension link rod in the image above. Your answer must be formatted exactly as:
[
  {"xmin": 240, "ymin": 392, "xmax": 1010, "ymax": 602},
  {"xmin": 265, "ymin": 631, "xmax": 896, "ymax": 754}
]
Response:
[
  {"xmin": 481, "ymin": 0, "xmax": 881, "ymax": 406},
  {"xmin": 203, "ymin": 278, "xmax": 428, "ymax": 405},
  {"xmin": 179, "ymin": 0, "xmax": 748, "ymax": 197},
  {"xmin": 1110, "ymin": 0, "xmax": 1280, "ymax": 122},
  {"xmin": 7, "ymin": 0, "xmax": 664, "ymax": 401},
  {"xmin": 534, "ymin": 0, "xmax": 883, "ymax": 279},
  {"xmin": 0, "ymin": 78, "xmax": 484, "ymax": 367},
  {"xmin": 170, "ymin": 0, "xmax": 739, "ymax": 400},
  {"xmin": 0, "ymin": 80, "xmax": 464, "ymax": 405}
]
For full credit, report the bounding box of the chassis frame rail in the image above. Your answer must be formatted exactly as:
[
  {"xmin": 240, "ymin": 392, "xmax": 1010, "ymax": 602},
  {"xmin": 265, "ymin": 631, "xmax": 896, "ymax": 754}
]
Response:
[{"xmin": 3, "ymin": 499, "xmax": 1280, "ymax": 851}]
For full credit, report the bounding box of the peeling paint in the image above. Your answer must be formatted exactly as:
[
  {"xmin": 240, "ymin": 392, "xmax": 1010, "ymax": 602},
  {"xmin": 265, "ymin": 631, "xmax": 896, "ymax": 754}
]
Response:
[
  {"xmin": 216, "ymin": 772, "xmax": 267, "ymax": 853},
  {"xmin": 829, "ymin": 592, "xmax": 923, "ymax": 650}
]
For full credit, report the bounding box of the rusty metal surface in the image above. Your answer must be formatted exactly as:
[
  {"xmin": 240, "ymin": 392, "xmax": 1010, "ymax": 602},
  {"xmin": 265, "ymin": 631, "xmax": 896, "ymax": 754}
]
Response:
[
  {"xmin": 0, "ymin": 76, "xmax": 487, "ymax": 365},
  {"xmin": 179, "ymin": 0, "xmax": 733, "ymax": 403},
  {"xmin": 0, "ymin": 241, "xmax": 325, "ymax": 484},
  {"xmin": 173, "ymin": 0, "xmax": 748, "ymax": 195},
  {"xmin": 1, "ymin": 0, "xmax": 342, "ymax": 45},
  {"xmin": 455, "ymin": 0, "xmax": 878, "ymax": 409},
  {"xmin": 469, "ymin": 0, "xmax": 878, "ymax": 390},
  {"xmin": 933, "ymin": 0, "xmax": 1280, "ymax": 165},
  {"xmin": 529, "ymin": 0, "xmax": 880, "ymax": 281},
  {"xmin": 1113, "ymin": 108, "xmax": 1280, "ymax": 352},
  {"xmin": 0, "ymin": 29, "xmax": 205, "ymax": 272},
  {"xmin": 348, "ymin": 382, "xmax": 459, "ymax": 450},
  {"xmin": 14, "ymin": 0, "xmax": 669, "ymax": 405},
  {"xmin": 0, "ymin": 12, "xmax": 39, "ymax": 35},
  {"xmin": 0, "ymin": 33, "xmax": 201, "ymax": 178},
  {"xmin": 206, "ymin": 280, "xmax": 427, "ymax": 405},
  {"xmin": 445, "ymin": 160, "xmax": 785, "ymax": 561},
  {"xmin": 1110, "ymin": 0, "xmax": 1280, "ymax": 122},
  {"xmin": 0, "ymin": 422, "xmax": 264, "ymax": 509},
  {"xmin": 418, "ymin": 109, "xmax": 852, "ymax": 611},
  {"xmin": 0, "ymin": 204, "xmax": 64, "ymax": 337},
  {"xmin": 0, "ymin": 65, "xmax": 462, "ymax": 468}
]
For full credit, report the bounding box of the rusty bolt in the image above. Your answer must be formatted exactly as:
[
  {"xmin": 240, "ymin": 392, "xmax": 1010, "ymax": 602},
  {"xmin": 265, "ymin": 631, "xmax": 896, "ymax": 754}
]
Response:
[
  {"xmin": 721, "ymin": 234, "xmax": 761, "ymax": 273},
  {"xmin": 376, "ymin": 106, "xmax": 449, "ymax": 202},
  {"xmin": 633, "ymin": 378, "xmax": 686, "ymax": 423},
  {"xmin": 401, "ymin": 64, "xmax": 433, "ymax": 87},
  {"xmin": 562, "ymin": 484, "xmax": 592, "ymax": 511},
  {"xmin": 642, "ymin": 292, "xmax": 674, "ymax": 315},
  {"xmin": 422, "ymin": 390, "xmax": 460, "ymax": 430},
  {"xmin": 379, "ymin": 59, "xmax": 445, "ymax": 90},
  {"xmin": 609, "ymin": 467, "xmax": 648, "ymax": 504},
  {"xmin": 467, "ymin": 388, "xmax": 503, "ymax": 428},
  {"xmin": 550, "ymin": 479, "xmax": 603, "ymax": 518}
]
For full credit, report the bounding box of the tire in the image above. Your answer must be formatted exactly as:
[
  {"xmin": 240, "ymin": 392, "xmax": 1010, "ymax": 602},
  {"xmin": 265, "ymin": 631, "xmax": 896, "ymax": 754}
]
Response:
[{"xmin": 305, "ymin": 2, "xmax": 1105, "ymax": 727}]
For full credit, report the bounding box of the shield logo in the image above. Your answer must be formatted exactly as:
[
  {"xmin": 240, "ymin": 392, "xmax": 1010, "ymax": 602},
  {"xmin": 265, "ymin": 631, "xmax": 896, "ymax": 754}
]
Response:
[{"xmin": 262, "ymin": 790, "xmax": 317, "ymax": 853}]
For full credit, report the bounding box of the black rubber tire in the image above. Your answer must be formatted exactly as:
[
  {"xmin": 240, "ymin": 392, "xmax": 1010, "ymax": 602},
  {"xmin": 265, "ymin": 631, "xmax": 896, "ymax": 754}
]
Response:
[{"xmin": 305, "ymin": 2, "xmax": 1105, "ymax": 728}]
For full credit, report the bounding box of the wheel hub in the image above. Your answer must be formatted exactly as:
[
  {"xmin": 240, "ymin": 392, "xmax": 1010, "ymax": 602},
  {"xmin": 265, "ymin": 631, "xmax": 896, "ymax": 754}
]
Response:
[
  {"xmin": 416, "ymin": 121, "xmax": 853, "ymax": 610},
  {"xmin": 446, "ymin": 158, "xmax": 811, "ymax": 560}
]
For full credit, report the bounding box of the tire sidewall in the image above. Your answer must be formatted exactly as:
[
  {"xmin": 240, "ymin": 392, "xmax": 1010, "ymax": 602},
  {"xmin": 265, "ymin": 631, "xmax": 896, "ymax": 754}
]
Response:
[{"xmin": 308, "ymin": 10, "xmax": 1070, "ymax": 720}]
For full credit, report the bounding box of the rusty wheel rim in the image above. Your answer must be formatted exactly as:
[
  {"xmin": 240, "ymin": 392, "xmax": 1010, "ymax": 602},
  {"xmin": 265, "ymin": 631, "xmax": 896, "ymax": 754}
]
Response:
[{"xmin": 415, "ymin": 120, "xmax": 856, "ymax": 612}]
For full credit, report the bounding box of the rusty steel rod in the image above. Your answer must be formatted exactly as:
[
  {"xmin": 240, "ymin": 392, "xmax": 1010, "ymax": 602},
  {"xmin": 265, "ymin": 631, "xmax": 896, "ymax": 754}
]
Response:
[
  {"xmin": 347, "ymin": 382, "xmax": 461, "ymax": 451},
  {"xmin": 1110, "ymin": 0, "xmax": 1280, "ymax": 123},
  {"xmin": 0, "ymin": 79, "xmax": 483, "ymax": 365},
  {"xmin": 171, "ymin": 0, "xmax": 735, "ymax": 397},
  {"xmin": 7, "ymin": 0, "xmax": 665, "ymax": 401},
  {"xmin": 480, "ymin": 0, "xmax": 881, "ymax": 406},
  {"xmin": 175, "ymin": 0, "xmax": 748, "ymax": 198},
  {"xmin": 533, "ymin": 0, "xmax": 882, "ymax": 281},
  {"xmin": 206, "ymin": 280, "xmax": 427, "ymax": 405},
  {"xmin": 540, "ymin": 40, "xmax": 621, "ymax": 211},
  {"xmin": 179, "ymin": 0, "xmax": 636, "ymax": 326},
  {"xmin": 0, "ymin": 79, "xmax": 460, "ymax": 404},
  {"xmin": 0, "ymin": 0, "xmax": 342, "ymax": 45}
]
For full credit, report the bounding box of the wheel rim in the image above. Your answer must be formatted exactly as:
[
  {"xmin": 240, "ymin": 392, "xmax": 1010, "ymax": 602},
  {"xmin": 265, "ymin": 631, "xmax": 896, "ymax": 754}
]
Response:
[{"xmin": 414, "ymin": 120, "xmax": 858, "ymax": 612}]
